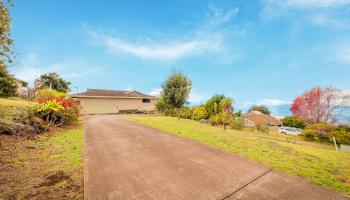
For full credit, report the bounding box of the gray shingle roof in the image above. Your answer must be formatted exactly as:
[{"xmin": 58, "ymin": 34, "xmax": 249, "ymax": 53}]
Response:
[{"xmin": 72, "ymin": 89, "xmax": 157, "ymax": 99}]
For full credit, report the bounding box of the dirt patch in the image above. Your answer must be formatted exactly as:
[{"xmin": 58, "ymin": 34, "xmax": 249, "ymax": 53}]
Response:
[
  {"xmin": 37, "ymin": 171, "xmax": 71, "ymax": 187},
  {"xmin": 0, "ymin": 130, "xmax": 83, "ymax": 200}
]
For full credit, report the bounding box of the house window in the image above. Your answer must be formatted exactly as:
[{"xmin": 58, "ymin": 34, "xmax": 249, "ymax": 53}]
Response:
[{"xmin": 142, "ymin": 98, "xmax": 150, "ymax": 103}]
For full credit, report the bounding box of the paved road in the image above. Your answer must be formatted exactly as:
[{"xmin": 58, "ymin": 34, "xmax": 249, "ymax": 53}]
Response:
[{"xmin": 84, "ymin": 115, "xmax": 348, "ymax": 200}]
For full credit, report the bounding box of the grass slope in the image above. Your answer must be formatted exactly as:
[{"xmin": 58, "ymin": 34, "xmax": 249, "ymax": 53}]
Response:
[
  {"xmin": 0, "ymin": 98, "xmax": 37, "ymax": 122},
  {"xmin": 0, "ymin": 125, "xmax": 83, "ymax": 199},
  {"xmin": 130, "ymin": 116, "xmax": 350, "ymax": 196}
]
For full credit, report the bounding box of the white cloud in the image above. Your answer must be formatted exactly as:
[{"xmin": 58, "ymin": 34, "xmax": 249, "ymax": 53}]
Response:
[
  {"xmin": 149, "ymin": 88, "xmax": 162, "ymax": 97},
  {"xmin": 284, "ymin": 0, "xmax": 350, "ymax": 8},
  {"xmin": 263, "ymin": 0, "xmax": 350, "ymax": 10},
  {"xmin": 261, "ymin": 0, "xmax": 350, "ymax": 20},
  {"xmin": 89, "ymin": 32, "xmax": 223, "ymax": 62},
  {"xmin": 188, "ymin": 91, "xmax": 206, "ymax": 105},
  {"xmin": 310, "ymin": 14, "xmax": 346, "ymax": 28},
  {"xmin": 259, "ymin": 99, "xmax": 291, "ymax": 106},
  {"xmin": 240, "ymin": 98, "xmax": 291, "ymax": 108},
  {"xmin": 208, "ymin": 4, "xmax": 239, "ymax": 26}
]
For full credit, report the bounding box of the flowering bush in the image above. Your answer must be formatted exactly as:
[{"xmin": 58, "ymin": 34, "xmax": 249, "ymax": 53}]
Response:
[{"xmin": 35, "ymin": 97, "xmax": 80, "ymax": 128}]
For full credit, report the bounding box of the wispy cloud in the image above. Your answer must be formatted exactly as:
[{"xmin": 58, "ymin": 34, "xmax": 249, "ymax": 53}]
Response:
[
  {"xmin": 149, "ymin": 88, "xmax": 162, "ymax": 97},
  {"xmin": 310, "ymin": 14, "xmax": 348, "ymax": 28},
  {"xmin": 85, "ymin": 2, "xmax": 243, "ymax": 62},
  {"xmin": 240, "ymin": 98, "xmax": 291, "ymax": 109},
  {"xmin": 88, "ymin": 30, "xmax": 223, "ymax": 62},
  {"xmin": 261, "ymin": 0, "xmax": 350, "ymax": 24},
  {"xmin": 259, "ymin": 99, "xmax": 291, "ymax": 106},
  {"xmin": 208, "ymin": 4, "xmax": 239, "ymax": 26},
  {"xmin": 148, "ymin": 88, "xmax": 206, "ymax": 104}
]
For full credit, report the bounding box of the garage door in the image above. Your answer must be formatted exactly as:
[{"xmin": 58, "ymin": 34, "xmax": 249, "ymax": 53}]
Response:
[{"xmin": 81, "ymin": 99, "xmax": 118, "ymax": 114}]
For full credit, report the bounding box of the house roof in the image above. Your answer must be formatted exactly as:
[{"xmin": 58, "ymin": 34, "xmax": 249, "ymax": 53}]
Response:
[
  {"xmin": 241, "ymin": 111, "xmax": 281, "ymax": 126},
  {"xmin": 71, "ymin": 89, "xmax": 158, "ymax": 99}
]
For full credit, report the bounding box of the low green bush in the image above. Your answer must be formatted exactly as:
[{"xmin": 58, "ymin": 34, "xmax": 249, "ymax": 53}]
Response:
[
  {"xmin": 179, "ymin": 108, "xmax": 193, "ymax": 119},
  {"xmin": 209, "ymin": 114, "xmax": 221, "ymax": 126},
  {"xmin": 301, "ymin": 123, "xmax": 350, "ymax": 144},
  {"xmin": 282, "ymin": 116, "xmax": 307, "ymax": 129},
  {"xmin": 231, "ymin": 118, "xmax": 243, "ymax": 130},
  {"xmin": 192, "ymin": 106, "xmax": 207, "ymax": 120}
]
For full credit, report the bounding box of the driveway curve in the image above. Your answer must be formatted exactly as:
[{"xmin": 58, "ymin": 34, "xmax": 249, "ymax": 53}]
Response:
[{"xmin": 84, "ymin": 115, "xmax": 348, "ymax": 200}]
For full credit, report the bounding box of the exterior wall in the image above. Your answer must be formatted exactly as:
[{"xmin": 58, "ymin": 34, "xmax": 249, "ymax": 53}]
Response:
[
  {"xmin": 79, "ymin": 97, "xmax": 156, "ymax": 114},
  {"xmin": 240, "ymin": 117, "xmax": 256, "ymax": 127}
]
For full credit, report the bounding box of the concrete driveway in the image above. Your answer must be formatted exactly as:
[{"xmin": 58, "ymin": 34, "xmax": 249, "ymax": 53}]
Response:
[{"xmin": 84, "ymin": 115, "xmax": 348, "ymax": 200}]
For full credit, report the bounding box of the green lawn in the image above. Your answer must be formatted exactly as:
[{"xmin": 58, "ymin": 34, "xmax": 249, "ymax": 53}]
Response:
[
  {"xmin": 43, "ymin": 127, "xmax": 84, "ymax": 168},
  {"xmin": 130, "ymin": 116, "xmax": 350, "ymax": 196}
]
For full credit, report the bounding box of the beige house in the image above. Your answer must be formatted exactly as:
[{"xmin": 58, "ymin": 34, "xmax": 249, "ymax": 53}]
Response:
[
  {"xmin": 71, "ymin": 89, "xmax": 158, "ymax": 114},
  {"xmin": 240, "ymin": 111, "xmax": 281, "ymax": 131}
]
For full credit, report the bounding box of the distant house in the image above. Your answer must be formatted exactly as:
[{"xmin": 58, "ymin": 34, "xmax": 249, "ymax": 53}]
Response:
[
  {"xmin": 71, "ymin": 89, "xmax": 158, "ymax": 115},
  {"xmin": 14, "ymin": 78, "xmax": 28, "ymax": 95},
  {"xmin": 240, "ymin": 111, "xmax": 282, "ymax": 131}
]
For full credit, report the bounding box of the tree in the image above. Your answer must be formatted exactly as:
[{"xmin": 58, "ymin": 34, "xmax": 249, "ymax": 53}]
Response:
[
  {"xmin": 0, "ymin": 1, "xmax": 17, "ymax": 97},
  {"xmin": 192, "ymin": 106, "xmax": 207, "ymax": 120},
  {"xmin": 0, "ymin": 63, "xmax": 17, "ymax": 97},
  {"xmin": 282, "ymin": 116, "xmax": 307, "ymax": 129},
  {"xmin": 160, "ymin": 71, "xmax": 191, "ymax": 119},
  {"xmin": 204, "ymin": 94, "xmax": 225, "ymax": 117},
  {"xmin": 37, "ymin": 72, "xmax": 71, "ymax": 93},
  {"xmin": 248, "ymin": 104, "xmax": 271, "ymax": 115},
  {"xmin": 290, "ymin": 86, "xmax": 349, "ymax": 124},
  {"xmin": 0, "ymin": 0, "xmax": 14, "ymax": 64}
]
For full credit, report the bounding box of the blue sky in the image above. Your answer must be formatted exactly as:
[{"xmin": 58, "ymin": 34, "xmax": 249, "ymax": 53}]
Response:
[{"xmin": 10, "ymin": 0, "xmax": 350, "ymax": 116}]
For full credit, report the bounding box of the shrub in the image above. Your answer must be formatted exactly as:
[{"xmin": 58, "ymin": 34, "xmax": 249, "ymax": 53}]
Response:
[
  {"xmin": 179, "ymin": 107, "xmax": 193, "ymax": 119},
  {"xmin": 231, "ymin": 118, "xmax": 243, "ymax": 130},
  {"xmin": 302, "ymin": 129, "xmax": 319, "ymax": 141},
  {"xmin": 209, "ymin": 114, "xmax": 221, "ymax": 126},
  {"xmin": 256, "ymin": 124, "xmax": 269, "ymax": 133},
  {"xmin": 192, "ymin": 106, "xmax": 207, "ymax": 120},
  {"xmin": 35, "ymin": 88, "xmax": 66, "ymax": 101},
  {"xmin": 220, "ymin": 112, "xmax": 233, "ymax": 130},
  {"xmin": 329, "ymin": 130, "xmax": 350, "ymax": 145},
  {"xmin": 282, "ymin": 116, "xmax": 307, "ymax": 129},
  {"xmin": 301, "ymin": 123, "xmax": 343, "ymax": 143},
  {"xmin": 34, "ymin": 97, "xmax": 80, "ymax": 128}
]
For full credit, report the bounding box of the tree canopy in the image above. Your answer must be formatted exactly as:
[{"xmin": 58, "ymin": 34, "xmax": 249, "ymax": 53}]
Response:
[
  {"xmin": 248, "ymin": 104, "xmax": 271, "ymax": 115},
  {"xmin": 0, "ymin": 63, "xmax": 17, "ymax": 97},
  {"xmin": 290, "ymin": 86, "xmax": 348, "ymax": 124},
  {"xmin": 0, "ymin": 1, "xmax": 17, "ymax": 97},
  {"xmin": 37, "ymin": 72, "xmax": 71, "ymax": 93},
  {"xmin": 160, "ymin": 71, "xmax": 191, "ymax": 109}
]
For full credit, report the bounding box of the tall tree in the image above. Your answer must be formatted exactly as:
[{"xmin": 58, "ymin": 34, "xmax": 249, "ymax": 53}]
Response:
[
  {"xmin": 290, "ymin": 86, "xmax": 348, "ymax": 124},
  {"xmin": 160, "ymin": 71, "xmax": 191, "ymax": 119},
  {"xmin": 37, "ymin": 72, "xmax": 71, "ymax": 93},
  {"xmin": 0, "ymin": 63, "xmax": 17, "ymax": 97},
  {"xmin": 0, "ymin": 0, "xmax": 14, "ymax": 64},
  {"xmin": 248, "ymin": 104, "xmax": 271, "ymax": 115},
  {"xmin": 0, "ymin": 0, "xmax": 17, "ymax": 97}
]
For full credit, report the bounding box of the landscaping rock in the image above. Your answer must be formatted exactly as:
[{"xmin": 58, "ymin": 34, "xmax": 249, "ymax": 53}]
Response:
[{"xmin": 199, "ymin": 119, "xmax": 209, "ymax": 124}]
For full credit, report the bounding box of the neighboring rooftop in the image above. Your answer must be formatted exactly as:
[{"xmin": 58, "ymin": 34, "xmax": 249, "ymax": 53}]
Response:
[
  {"xmin": 71, "ymin": 89, "xmax": 157, "ymax": 99},
  {"xmin": 241, "ymin": 111, "xmax": 281, "ymax": 126}
]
